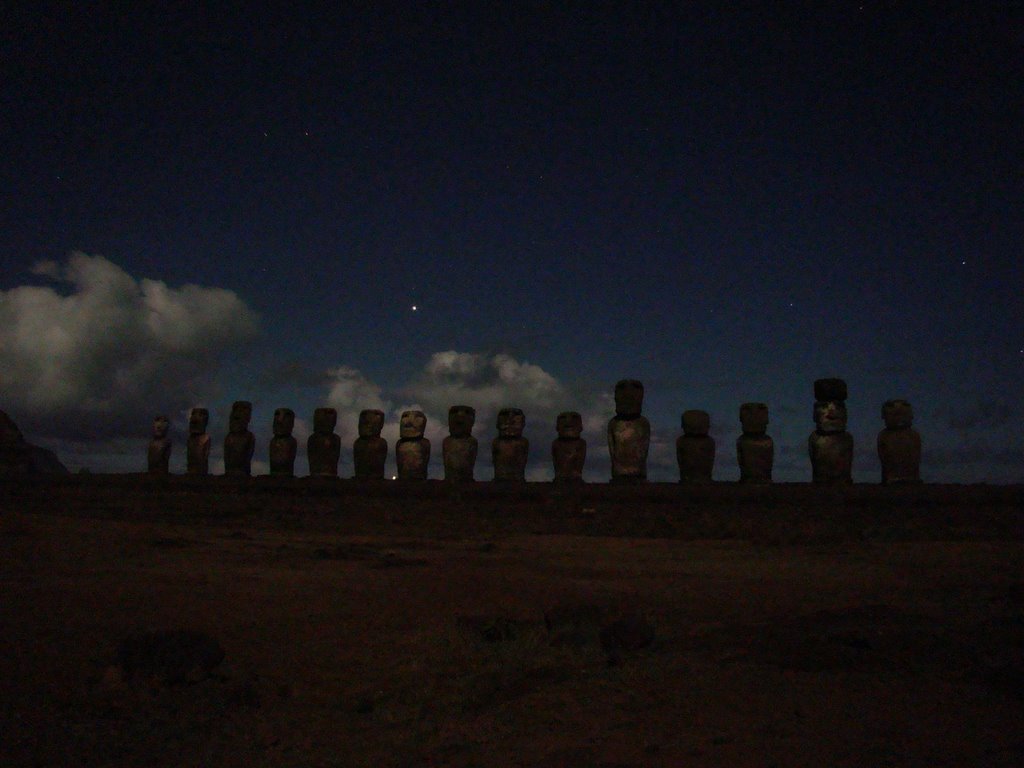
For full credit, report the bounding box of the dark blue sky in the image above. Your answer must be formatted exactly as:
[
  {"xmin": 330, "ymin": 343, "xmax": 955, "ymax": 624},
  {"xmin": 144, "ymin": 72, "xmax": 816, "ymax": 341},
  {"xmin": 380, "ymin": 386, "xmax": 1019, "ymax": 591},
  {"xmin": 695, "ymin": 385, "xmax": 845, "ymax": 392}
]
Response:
[{"xmin": 2, "ymin": 3, "xmax": 1021, "ymax": 481}]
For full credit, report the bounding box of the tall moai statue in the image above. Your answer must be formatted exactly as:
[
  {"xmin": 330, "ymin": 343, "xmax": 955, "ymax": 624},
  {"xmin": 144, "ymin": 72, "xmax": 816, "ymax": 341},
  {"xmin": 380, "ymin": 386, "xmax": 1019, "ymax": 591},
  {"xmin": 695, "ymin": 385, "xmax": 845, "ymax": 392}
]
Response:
[
  {"xmin": 224, "ymin": 400, "xmax": 255, "ymax": 476},
  {"xmin": 607, "ymin": 379, "xmax": 651, "ymax": 483},
  {"xmin": 677, "ymin": 409, "xmax": 715, "ymax": 483},
  {"xmin": 396, "ymin": 409, "xmax": 430, "ymax": 480},
  {"xmin": 307, "ymin": 407, "xmax": 340, "ymax": 477},
  {"xmin": 147, "ymin": 415, "xmax": 172, "ymax": 474},
  {"xmin": 809, "ymin": 378, "xmax": 853, "ymax": 484},
  {"xmin": 186, "ymin": 408, "xmax": 210, "ymax": 475},
  {"xmin": 878, "ymin": 399, "xmax": 922, "ymax": 484},
  {"xmin": 443, "ymin": 405, "xmax": 478, "ymax": 481},
  {"xmin": 552, "ymin": 411, "xmax": 586, "ymax": 482},
  {"xmin": 353, "ymin": 409, "xmax": 388, "ymax": 480},
  {"xmin": 268, "ymin": 407, "xmax": 297, "ymax": 477},
  {"xmin": 736, "ymin": 402, "xmax": 773, "ymax": 483},
  {"xmin": 492, "ymin": 407, "xmax": 528, "ymax": 481}
]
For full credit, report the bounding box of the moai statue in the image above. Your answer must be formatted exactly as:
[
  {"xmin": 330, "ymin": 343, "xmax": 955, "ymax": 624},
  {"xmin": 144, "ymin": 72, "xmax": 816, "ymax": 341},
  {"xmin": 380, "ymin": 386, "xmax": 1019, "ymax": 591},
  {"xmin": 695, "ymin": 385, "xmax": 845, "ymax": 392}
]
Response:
[
  {"xmin": 607, "ymin": 379, "xmax": 650, "ymax": 483},
  {"xmin": 396, "ymin": 409, "xmax": 430, "ymax": 480},
  {"xmin": 307, "ymin": 407, "xmax": 340, "ymax": 477},
  {"xmin": 677, "ymin": 409, "xmax": 715, "ymax": 483},
  {"xmin": 147, "ymin": 415, "xmax": 171, "ymax": 474},
  {"xmin": 223, "ymin": 400, "xmax": 255, "ymax": 476},
  {"xmin": 353, "ymin": 409, "xmax": 388, "ymax": 480},
  {"xmin": 878, "ymin": 399, "xmax": 922, "ymax": 484},
  {"xmin": 809, "ymin": 378, "xmax": 853, "ymax": 484},
  {"xmin": 186, "ymin": 408, "xmax": 211, "ymax": 476},
  {"xmin": 552, "ymin": 411, "xmax": 587, "ymax": 482},
  {"xmin": 443, "ymin": 405, "xmax": 478, "ymax": 481},
  {"xmin": 268, "ymin": 408, "xmax": 297, "ymax": 477},
  {"xmin": 736, "ymin": 402, "xmax": 773, "ymax": 484},
  {"xmin": 492, "ymin": 407, "xmax": 528, "ymax": 481}
]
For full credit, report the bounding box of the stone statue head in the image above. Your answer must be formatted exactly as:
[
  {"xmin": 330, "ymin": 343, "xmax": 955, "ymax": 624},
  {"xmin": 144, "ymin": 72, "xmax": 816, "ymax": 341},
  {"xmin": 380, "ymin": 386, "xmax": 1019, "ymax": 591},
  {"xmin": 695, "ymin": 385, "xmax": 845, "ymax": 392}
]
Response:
[
  {"xmin": 313, "ymin": 407, "xmax": 337, "ymax": 434},
  {"xmin": 152, "ymin": 415, "xmax": 170, "ymax": 439},
  {"xmin": 813, "ymin": 400, "xmax": 848, "ymax": 433},
  {"xmin": 496, "ymin": 408, "xmax": 525, "ymax": 438},
  {"xmin": 740, "ymin": 402, "xmax": 769, "ymax": 434},
  {"xmin": 882, "ymin": 399, "xmax": 913, "ymax": 429},
  {"xmin": 448, "ymin": 405, "xmax": 476, "ymax": 437},
  {"xmin": 682, "ymin": 410, "xmax": 710, "ymax": 436},
  {"xmin": 358, "ymin": 409, "xmax": 385, "ymax": 438},
  {"xmin": 814, "ymin": 378, "xmax": 848, "ymax": 402},
  {"xmin": 273, "ymin": 408, "xmax": 295, "ymax": 437},
  {"xmin": 229, "ymin": 401, "xmax": 253, "ymax": 434},
  {"xmin": 614, "ymin": 379, "xmax": 644, "ymax": 417},
  {"xmin": 556, "ymin": 411, "xmax": 583, "ymax": 439},
  {"xmin": 188, "ymin": 408, "xmax": 209, "ymax": 435},
  {"xmin": 400, "ymin": 410, "xmax": 427, "ymax": 439}
]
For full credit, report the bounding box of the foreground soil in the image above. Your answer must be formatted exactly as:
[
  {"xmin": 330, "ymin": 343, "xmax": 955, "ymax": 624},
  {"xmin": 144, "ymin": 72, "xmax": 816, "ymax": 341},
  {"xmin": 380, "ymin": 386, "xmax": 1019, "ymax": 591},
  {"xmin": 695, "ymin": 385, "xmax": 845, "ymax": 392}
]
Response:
[{"xmin": 2, "ymin": 477, "xmax": 1023, "ymax": 767}]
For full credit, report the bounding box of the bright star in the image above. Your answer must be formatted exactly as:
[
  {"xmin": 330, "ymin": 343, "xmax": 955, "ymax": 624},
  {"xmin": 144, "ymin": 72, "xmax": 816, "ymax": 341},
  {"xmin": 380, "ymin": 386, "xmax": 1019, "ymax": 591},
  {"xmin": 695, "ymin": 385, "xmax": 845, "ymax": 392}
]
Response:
[{"xmin": 411, "ymin": 305, "xmax": 418, "ymax": 311}]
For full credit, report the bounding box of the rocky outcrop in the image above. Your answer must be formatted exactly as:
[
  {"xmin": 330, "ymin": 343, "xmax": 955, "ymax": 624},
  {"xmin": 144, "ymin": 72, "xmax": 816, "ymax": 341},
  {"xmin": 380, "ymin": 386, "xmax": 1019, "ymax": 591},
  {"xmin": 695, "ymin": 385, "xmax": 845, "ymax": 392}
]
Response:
[{"xmin": 0, "ymin": 410, "xmax": 69, "ymax": 475}]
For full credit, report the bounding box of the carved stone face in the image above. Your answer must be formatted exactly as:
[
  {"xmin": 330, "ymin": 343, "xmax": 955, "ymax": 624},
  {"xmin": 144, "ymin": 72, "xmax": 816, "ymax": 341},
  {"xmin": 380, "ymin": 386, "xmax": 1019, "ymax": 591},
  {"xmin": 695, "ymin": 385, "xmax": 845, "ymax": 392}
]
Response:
[
  {"xmin": 614, "ymin": 380, "xmax": 644, "ymax": 416},
  {"xmin": 682, "ymin": 409, "xmax": 710, "ymax": 436},
  {"xmin": 359, "ymin": 409, "xmax": 385, "ymax": 437},
  {"xmin": 496, "ymin": 408, "xmax": 525, "ymax": 438},
  {"xmin": 188, "ymin": 408, "xmax": 209, "ymax": 435},
  {"xmin": 313, "ymin": 407, "xmax": 337, "ymax": 434},
  {"xmin": 400, "ymin": 410, "xmax": 427, "ymax": 439},
  {"xmin": 448, "ymin": 405, "xmax": 476, "ymax": 438},
  {"xmin": 273, "ymin": 408, "xmax": 295, "ymax": 437},
  {"xmin": 152, "ymin": 415, "xmax": 169, "ymax": 439},
  {"xmin": 229, "ymin": 401, "xmax": 253, "ymax": 434},
  {"xmin": 556, "ymin": 411, "xmax": 583, "ymax": 439},
  {"xmin": 882, "ymin": 399, "xmax": 913, "ymax": 429},
  {"xmin": 813, "ymin": 400, "xmax": 848, "ymax": 433},
  {"xmin": 740, "ymin": 402, "xmax": 769, "ymax": 434}
]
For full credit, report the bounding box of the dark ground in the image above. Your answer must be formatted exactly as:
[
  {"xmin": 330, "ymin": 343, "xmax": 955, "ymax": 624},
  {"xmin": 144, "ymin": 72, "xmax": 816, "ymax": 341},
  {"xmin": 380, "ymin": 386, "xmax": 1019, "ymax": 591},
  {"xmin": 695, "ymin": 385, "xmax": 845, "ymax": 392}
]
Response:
[{"xmin": 2, "ymin": 476, "xmax": 1023, "ymax": 767}]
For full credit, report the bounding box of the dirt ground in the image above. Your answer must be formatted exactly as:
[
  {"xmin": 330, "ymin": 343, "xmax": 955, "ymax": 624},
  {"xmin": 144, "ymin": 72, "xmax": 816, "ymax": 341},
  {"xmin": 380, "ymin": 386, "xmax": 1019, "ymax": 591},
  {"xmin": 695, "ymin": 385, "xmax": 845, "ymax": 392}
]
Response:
[{"xmin": 2, "ymin": 476, "xmax": 1023, "ymax": 767}]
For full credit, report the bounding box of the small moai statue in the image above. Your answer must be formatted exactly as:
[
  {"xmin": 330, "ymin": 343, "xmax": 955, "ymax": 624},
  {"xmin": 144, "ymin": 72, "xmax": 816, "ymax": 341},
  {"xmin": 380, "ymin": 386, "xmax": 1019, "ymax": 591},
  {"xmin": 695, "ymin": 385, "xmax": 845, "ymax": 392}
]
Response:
[
  {"xmin": 443, "ymin": 405, "xmax": 478, "ymax": 481},
  {"xmin": 607, "ymin": 379, "xmax": 651, "ymax": 483},
  {"xmin": 677, "ymin": 409, "xmax": 715, "ymax": 483},
  {"xmin": 396, "ymin": 409, "xmax": 430, "ymax": 480},
  {"xmin": 186, "ymin": 408, "xmax": 211, "ymax": 476},
  {"xmin": 147, "ymin": 415, "xmax": 171, "ymax": 474},
  {"xmin": 492, "ymin": 407, "xmax": 528, "ymax": 481},
  {"xmin": 223, "ymin": 400, "xmax": 255, "ymax": 476},
  {"xmin": 809, "ymin": 378, "xmax": 853, "ymax": 484},
  {"xmin": 268, "ymin": 407, "xmax": 297, "ymax": 477},
  {"xmin": 552, "ymin": 411, "xmax": 587, "ymax": 482},
  {"xmin": 353, "ymin": 409, "xmax": 388, "ymax": 480},
  {"xmin": 736, "ymin": 402, "xmax": 773, "ymax": 484},
  {"xmin": 878, "ymin": 399, "xmax": 922, "ymax": 484},
  {"xmin": 307, "ymin": 407, "xmax": 340, "ymax": 477}
]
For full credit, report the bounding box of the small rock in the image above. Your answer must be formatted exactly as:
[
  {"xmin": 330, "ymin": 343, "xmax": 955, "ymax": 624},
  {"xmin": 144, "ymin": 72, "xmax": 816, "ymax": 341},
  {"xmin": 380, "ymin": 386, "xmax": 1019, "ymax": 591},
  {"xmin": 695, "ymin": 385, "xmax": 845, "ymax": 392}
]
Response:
[
  {"xmin": 544, "ymin": 603, "xmax": 603, "ymax": 647},
  {"xmin": 117, "ymin": 630, "xmax": 224, "ymax": 684}
]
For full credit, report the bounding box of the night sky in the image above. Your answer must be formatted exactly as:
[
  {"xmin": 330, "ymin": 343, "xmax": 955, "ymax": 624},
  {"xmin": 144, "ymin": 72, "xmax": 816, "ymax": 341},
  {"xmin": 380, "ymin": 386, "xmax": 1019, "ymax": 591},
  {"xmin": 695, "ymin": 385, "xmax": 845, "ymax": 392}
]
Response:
[{"xmin": 2, "ymin": 3, "xmax": 1021, "ymax": 481}]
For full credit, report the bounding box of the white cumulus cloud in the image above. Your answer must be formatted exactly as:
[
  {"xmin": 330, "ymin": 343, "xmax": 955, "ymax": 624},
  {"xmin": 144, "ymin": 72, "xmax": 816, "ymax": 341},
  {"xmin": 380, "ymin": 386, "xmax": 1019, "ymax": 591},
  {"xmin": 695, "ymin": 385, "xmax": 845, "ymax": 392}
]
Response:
[{"xmin": 0, "ymin": 252, "xmax": 259, "ymax": 438}]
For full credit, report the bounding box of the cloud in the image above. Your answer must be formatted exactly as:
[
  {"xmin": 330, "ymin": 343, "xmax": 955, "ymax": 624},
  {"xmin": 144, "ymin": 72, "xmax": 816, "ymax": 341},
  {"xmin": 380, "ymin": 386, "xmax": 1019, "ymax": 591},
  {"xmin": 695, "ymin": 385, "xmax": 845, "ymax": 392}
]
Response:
[
  {"xmin": 404, "ymin": 351, "xmax": 565, "ymax": 420},
  {"xmin": 0, "ymin": 253, "xmax": 259, "ymax": 440}
]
